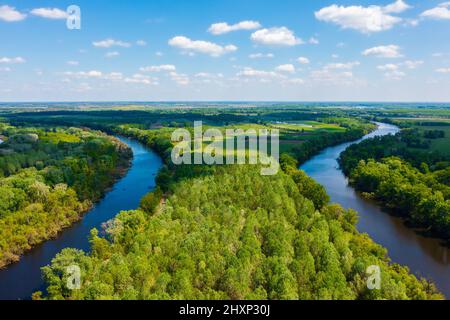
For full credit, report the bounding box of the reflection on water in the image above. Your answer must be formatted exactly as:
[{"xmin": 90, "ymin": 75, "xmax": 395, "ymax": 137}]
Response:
[
  {"xmin": 301, "ymin": 123, "xmax": 450, "ymax": 297},
  {"xmin": 0, "ymin": 137, "xmax": 163, "ymax": 300}
]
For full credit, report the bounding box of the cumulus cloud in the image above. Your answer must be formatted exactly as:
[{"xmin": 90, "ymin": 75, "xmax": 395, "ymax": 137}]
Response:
[
  {"xmin": 285, "ymin": 78, "xmax": 305, "ymax": 85},
  {"xmin": 136, "ymin": 40, "xmax": 147, "ymax": 46},
  {"xmin": 383, "ymin": 0, "xmax": 412, "ymax": 14},
  {"xmin": 31, "ymin": 8, "xmax": 68, "ymax": 19},
  {"xmin": 195, "ymin": 72, "xmax": 224, "ymax": 78},
  {"xmin": 436, "ymin": 67, "xmax": 450, "ymax": 73},
  {"xmin": 376, "ymin": 62, "xmax": 420, "ymax": 80},
  {"xmin": 140, "ymin": 64, "xmax": 176, "ymax": 72},
  {"xmin": 168, "ymin": 36, "xmax": 237, "ymax": 57},
  {"xmin": 403, "ymin": 60, "xmax": 424, "ymax": 69},
  {"xmin": 249, "ymin": 53, "xmax": 274, "ymax": 59},
  {"xmin": 297, "ymin": 57, "xmax": 310, "ymax": 64},
  {"xmin": 63, "ymin": 70, "xmax": 104, "ymax": 78},
  {"xmin": 124, "ymin": 74, "xmax": 157, "ymax": 85},
  {"xmin": 362, "ymin": 45, "xmax": 403, "ymax": 58},
  {"xmin": 251, "ymin": 27, "xmax": 303, "ymax": 46},
  {"xmin": 325, "ymin": 61, "xmax": 360, "ymax": 69},
  {"xmin": 275, "ymin": 64, "xmax": 296, "ymax": 73},
  {"xmin": 237, "ymin": 67, "xmax": 282, "ymax": 79},
  {"xmin": 310, "ymin": 68, "xmax": 355, "ymax": 85},
  {"xmin": 93, "ymin": 39, "xmax": 131, "ymax": 48},
  {"xmin": 67, "ymin": 60, "xmax": 79, "ymax": 66},
  {"xmin": 315, "ymin": 1, "xmax": 412, "ymax": 33},
  {"xmin": 0, "ymin": 56, "xmax": 26, "ymax": 64},
  {"xmin": 105, "ymin": 51, "xmax": 120, "ymax": 58},
  {"xmin": 169, "ymin": 71, "xmax": 190, "ymax": 85},
  {"xmin": 421, "ymin": 2, "xmax": 450, "ymax": 20},
  {"xmin": 0, "ymin": 5, "xmax": 26, "ymax": 22},
  {"xmin": 309, "ymin": 61, "xmax": 361, "ymax": 85},
  {"xmin": 309, "ymin": 37, "xmax": 319, "ymax": 45},
  {"xmin": 208, "ymin": 20, "xmax": 261, "ymax": 35}
]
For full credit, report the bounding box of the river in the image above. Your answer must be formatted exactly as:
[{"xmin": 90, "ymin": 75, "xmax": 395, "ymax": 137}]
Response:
[
  {"xmin": 301, "ymin": 122, "xmax": 450, "ymax": 297},
  {"xmin": 0, "ymin": 136, "xmax": 163, "ymax": 300}
]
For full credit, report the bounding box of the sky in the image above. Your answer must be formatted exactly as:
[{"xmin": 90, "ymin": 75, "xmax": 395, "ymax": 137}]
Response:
[{"xmin": 0, "ymin": 0, "xmax": 450, "ymax": 102}]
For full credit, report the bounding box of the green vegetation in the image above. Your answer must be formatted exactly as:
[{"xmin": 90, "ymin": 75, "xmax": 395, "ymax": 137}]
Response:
[
  {"xmin": 1, "ymin": 105, "xmax": 446, "ymax": 300},
  {"xmin": 340, "ymin": 122, "xmax": 450, "ymax": 243},
  {"xmin": 0, "ymin": 122, "xmax": 132, "ymax": 267},
  {"xmin": 38, "ymin": 124, "xmax": 442, "ymax": 300}
]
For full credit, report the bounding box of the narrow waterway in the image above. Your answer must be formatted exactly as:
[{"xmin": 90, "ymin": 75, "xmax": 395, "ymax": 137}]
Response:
[
  {"xmin": 0, "ymin": 136, "xmax": 163, "ymax": 300},
  {"xmin": 301, "ymin": 122, "xmax": 450, "ymax": 297}
]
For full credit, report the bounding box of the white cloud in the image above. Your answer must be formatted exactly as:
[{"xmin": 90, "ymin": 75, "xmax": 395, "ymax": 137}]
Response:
[
  {"xmin": 421, "ymin": 2, "xmax": 450, "ymax": 20},
  {"xmin": 436, "ymin": 67, "xmax": 450, "ymax": 73},
  {"xmin": 314, "ymin": 1, "xmax": 411, "ymax": 33},
  {"xmin": 297, "ymin": 57, "xmax": 310, "ymax": 64},
  {"xmin": 168, "ymin": 36, "xmax": 237, "ymax": 57},
  {"xmin": 325, "ymin": 61, "xmax": 360, "ymax": 69},
  {"xmin": 0, "ymin": 67, "xmax": 11, "ymax": 72},
  {"xmin": 377, "ymin": 63, "xmax": 399, "ymax": 71},
  {"xmin": 124, "ymin": 74, "xmax": 157, "ymax": 85},
  {"xmin": 384, "ymin": 70, "xmax": 406, "ymax": 80},
  {"xmin": 250, "ymin": 27, "xmax": 303, "ymax": 46},
  {"xmin": 63, "ymin": 70, "xmax": 103, "ymax": 78},
  {"xmin": 93, "ymin": 39, "xmax": 131, "ymax": 48},
  {"xmin": 249, "ymin": 53, "xmax": 274, "ymax": 59},
  {"xmin": 0, "ymin": 56, "xmax": 26, "ymax": 64},
  {"xmin": 63, "ymin": 70, "xmax": 126, "ymax": 82},
  {"xmin": 362, "ymin": 45, "xmax": 403, "ymax": 58},
  {"xmin": 402, "ymin": 60, "xmax": 424, "ymax": 69},
  {"xmin": 309, "ymin": 61, "xmax": 361, "ymax": 85},
  {"xmin": 140, "ymin": 64, "xmax": 176, "ymax": 72},
  {"xmin": 208, "ymin": 20, "xmax": 261, "ymax": 35},
  {"xmin": 375, "ymin": 60, "xmax": 422, "ymax": 80},
  {"xmin": 309, "ymin": 37, "xmax": 319, "ymax": 45},
  {"xmin": 31, "ymin": 8, "xmax": 68, "ymax": 19},
  {"xmin": 103, "ymin": 72, "xmax": 123, "ymax": 80},
  {"xmin": 170, "ymin": 71, "xmax": 190, "ymax": 85},
  {"xmin": 383, "ymin": 0, "xmax": 412, "ymax": 14},
  {"xmin": 285, "ymin": 78, "xmax": 305, "ymax": 85},
  {"xmin": 237, "ymin": 67, "xmax": 282, "ymax": 79},
  {"xmin": 195, "ymin": 72, "xmax": 224, "ymax": 78},
  {"xmin": 0, "ymin": 5, "xmax": 26, "ymax": 22},
  {"xmin": 105, "ymin": 51, "xmax": 120, "ymax": 58},
  {"xmin": 275, "ymin": 64, "xmax": 296, "ymax": 73},
  {"xmin": 136, "ymin": 40, "xmax": 147, "ymax": 46},
  {"xmin": 310, "ymin": 68, "xmax": 355, "ymax": 85},
  {"xmin": 67, "ymin": 60, "xmax": 79, "ymax": 66}
]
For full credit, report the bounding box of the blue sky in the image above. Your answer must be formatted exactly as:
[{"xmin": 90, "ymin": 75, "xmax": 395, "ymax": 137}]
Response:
[{"xmin": 0, "ymin": 0, "xmax": 450, "ymax": 102}]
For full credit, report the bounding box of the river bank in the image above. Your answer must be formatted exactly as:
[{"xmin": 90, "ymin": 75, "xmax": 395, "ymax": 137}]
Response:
[{"xmin": 301, "ymin": 122, "xmax": 450, "ymax": 297}]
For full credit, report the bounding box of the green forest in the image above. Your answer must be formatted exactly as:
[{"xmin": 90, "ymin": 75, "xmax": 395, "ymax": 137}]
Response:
[
  {"xmin": 340, "ymin": 124, "xmax": 450, "ymax": 243},
  {"xmin": 35, "ymin": 122, "xmax": 442, "ymax": 300},
  {"xmin": 0, "ymin": 122, "xmax": 132, "ymax": 267}
]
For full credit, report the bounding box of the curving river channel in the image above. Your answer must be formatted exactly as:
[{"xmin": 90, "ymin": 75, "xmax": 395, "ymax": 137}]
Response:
[
  {"xmin": 301, "ymin": 122, "xmax": 450, "ymax": 297},
  {"xmin": 0, "ymin": 136, "xmax": 163, "ymax": 300}
]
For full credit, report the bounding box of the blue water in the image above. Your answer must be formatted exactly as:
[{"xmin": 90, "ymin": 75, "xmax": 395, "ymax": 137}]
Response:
[
  {"xmin": 301, "ymin": 123, "xmax": 450, "ymax": 297},
  {"xmin": 0, "ymin": 136, "xmax": 162, "ymax": 300}
]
